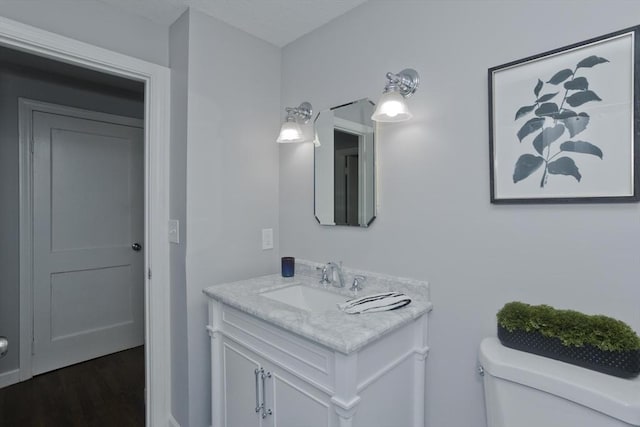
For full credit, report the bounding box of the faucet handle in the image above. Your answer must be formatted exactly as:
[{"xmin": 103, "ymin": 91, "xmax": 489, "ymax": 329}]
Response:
[
  {"xmin": 317, "ymin": 266, "xmax": 331, "ymax": 285},
  {"xmin": 350, "ymin": 275, "xmax": 366, "ymax": 292}
]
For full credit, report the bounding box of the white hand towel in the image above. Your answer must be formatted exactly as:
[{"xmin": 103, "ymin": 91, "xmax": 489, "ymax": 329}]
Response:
[{"xmin": 337, "ymin": 292, "xmax": 411, "ymax": 314}]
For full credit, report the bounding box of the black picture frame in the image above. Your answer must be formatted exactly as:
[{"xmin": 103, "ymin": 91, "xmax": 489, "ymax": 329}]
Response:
[{"xmin": 489, "ymin": 26, "xmax": 640, "ymax": 204}]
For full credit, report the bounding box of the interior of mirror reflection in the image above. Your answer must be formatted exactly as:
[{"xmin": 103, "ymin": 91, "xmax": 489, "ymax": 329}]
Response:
[{"xmin": 314, "ymin": 99, "xmax": 376, "ymax": 227}]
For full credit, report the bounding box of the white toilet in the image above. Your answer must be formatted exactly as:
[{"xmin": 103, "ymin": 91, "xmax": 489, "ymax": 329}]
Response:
[{"xmin": 479, "ymin": 337, "xmax": 640, "ymax": 427}]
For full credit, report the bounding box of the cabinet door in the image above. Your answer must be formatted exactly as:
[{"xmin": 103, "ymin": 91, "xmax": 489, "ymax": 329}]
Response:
[
  {"xmin": 263, "ymin": 361, "xmax": 332, "ymax": 427},
  {"xmin": 222, "ymin": 341, "xmax": 263, "ymax": 427}
]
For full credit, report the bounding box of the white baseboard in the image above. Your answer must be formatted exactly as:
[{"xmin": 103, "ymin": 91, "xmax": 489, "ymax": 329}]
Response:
[
  {"xmin": 0, "ymin": 369, "xmax": 20, "ymax": 389},
  {"xmin": 168, "ymin": 414, "xmax": 181, "ymax": 427}
]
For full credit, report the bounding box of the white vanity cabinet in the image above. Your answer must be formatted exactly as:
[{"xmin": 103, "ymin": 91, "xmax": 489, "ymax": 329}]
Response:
[{"xmin": 207, "ymin": 296, "xmax": 430, "ymax": 427}]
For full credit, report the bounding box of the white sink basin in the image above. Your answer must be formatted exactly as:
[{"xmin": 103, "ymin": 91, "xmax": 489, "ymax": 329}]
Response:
[{"xmin": 261, "ymin": 284, "xmax": 347, "ymax": 312}]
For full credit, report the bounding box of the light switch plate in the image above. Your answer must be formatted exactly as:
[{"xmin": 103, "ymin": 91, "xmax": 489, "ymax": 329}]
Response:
[
  {"xmin": 262, "ymin": 228, "xmax": 273, "ymax": 250},
  {"xmin": 168, "ymin": 219, "xmax": 179, "ymax": 244}
]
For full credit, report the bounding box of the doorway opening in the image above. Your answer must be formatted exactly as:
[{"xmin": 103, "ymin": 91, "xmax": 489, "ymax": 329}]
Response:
[
  {"xmin": 0, "ymin": 18, "xmax": 170, "ymax": 426},
  {"xmin": 334, "ymin": 129, "xmax": 360, "ymax": 226},
  {"xmin": 1, "ymin": 45, "xmax": 145, "ymax": 424}
]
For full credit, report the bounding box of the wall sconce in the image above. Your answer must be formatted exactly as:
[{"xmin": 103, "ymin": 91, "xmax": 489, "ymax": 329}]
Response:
[
  {"xmin": 277, "ymin": 102, "xmax": 313, "ymax": 143},
  {"xmin": 371, "ymin": 68, "xmax": 420, "ymax": 122}
]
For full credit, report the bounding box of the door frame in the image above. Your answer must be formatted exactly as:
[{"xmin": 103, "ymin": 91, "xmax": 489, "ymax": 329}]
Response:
[
  {"xmin": 20, "ymin": 98, "xmax": 145, "ymax": 375},
  {"xmin": 1, "ymin": 16, "xmax": 171, "ymax": 426}
]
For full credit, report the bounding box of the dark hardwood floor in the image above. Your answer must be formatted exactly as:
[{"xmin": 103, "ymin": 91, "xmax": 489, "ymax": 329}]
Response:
[{"xmin": 0, "ymin": 346, "xmax": 145, "ymax": 427}]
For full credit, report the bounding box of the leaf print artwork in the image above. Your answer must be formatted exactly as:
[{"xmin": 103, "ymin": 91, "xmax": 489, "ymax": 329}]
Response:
[{"xmin": 512, "ymin": 55, "xmax": 608, "ymax": 188}]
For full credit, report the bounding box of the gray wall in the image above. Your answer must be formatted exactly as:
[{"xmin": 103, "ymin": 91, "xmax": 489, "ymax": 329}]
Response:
[
  {"xmin": 171, "ymin": 10, "xmax": 282, "ymax": 426},
  {"xmin": 280, "ymin": 2, "xmax": 640, "ymax": 427},
  {"xmin": 0, "ymin": 0, "xmax": 168, "ymax": 66},
  {"xmin": 0, "ymin": 63, "xmax": 144, "ymax": 376},
  {"xmin": 169, "ymin": 10, "xmax": 190, "ymax": 427}
]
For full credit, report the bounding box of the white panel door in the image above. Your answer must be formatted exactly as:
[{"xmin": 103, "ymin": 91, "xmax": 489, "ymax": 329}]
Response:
[{"xmin": 32, "ymin": 110, "xmax": 144, "ymax": 375}]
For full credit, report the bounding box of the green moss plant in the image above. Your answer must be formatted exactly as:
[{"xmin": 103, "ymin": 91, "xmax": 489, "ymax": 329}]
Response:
[{"xmin": 497, "ymin": 302, "xmax": 640, "ymax": 352}]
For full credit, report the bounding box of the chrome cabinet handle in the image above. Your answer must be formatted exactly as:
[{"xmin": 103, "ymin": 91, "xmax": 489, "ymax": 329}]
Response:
[
  {"xmin": 254, "ymin": 368, "xmax": 262, "ymax": 413},
  {"xmin": 260, "ymin": 370, "xmax": 272, "ymax": 419},
  {"xmin": 132, "ymin": 242, "xmax": 142, "ymax": 251}
]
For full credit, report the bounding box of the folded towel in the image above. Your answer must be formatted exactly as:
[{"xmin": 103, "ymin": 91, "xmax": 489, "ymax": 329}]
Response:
[{"xmin": 337, "ymin": 292, "xmax": 411, "ymax": 314}]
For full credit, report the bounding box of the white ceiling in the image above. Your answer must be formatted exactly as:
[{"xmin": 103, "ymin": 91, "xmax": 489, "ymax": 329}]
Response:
[{"xmin": 97, "ymin": 0, "xmax": 369, "ymax": 47}]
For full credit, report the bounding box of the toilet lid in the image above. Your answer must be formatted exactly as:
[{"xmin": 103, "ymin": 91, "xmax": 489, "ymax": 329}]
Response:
[{"xmin": 479, "ymin": 337, "xmax": 640, "ymax": 426}]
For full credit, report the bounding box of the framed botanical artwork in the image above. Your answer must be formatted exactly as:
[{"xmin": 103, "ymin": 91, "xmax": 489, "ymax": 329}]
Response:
[{"xmin": 489, "ymin": 26, "xmax": 640, "ymax": 204}]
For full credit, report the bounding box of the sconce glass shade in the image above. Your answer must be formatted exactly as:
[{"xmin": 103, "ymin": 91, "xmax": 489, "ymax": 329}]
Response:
[
  {"xmin": 371, "ymin": 90, "xmax": 413, "ymax": 122},
  {"xmin": 277, "ymin": 118, "xmax": 304, "ymax": 143}
]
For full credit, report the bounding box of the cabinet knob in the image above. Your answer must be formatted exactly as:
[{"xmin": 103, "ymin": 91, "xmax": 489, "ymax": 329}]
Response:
[{"xmin": 0, "ymin": 336, "xmax": 7, "ymax": 358}]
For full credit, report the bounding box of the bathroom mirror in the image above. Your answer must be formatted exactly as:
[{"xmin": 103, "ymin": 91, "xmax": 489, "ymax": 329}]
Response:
[{"xmin": 314, "ymin": 99, "xmax": 376, "ymax": 227}]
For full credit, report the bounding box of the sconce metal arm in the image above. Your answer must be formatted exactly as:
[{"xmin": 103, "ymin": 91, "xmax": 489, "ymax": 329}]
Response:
[
  {"xmin": 285, "ymin": 102, "xmax": 313, "ymax": 123},
  {"xmin": 384, "ymin": 68, "xmax": 420, "ymax": 98}
]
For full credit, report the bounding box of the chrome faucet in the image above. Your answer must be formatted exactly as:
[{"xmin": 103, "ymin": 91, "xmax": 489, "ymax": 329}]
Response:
[
  {"xmin": 326, "ymin": 261, "xmax": 345, "ymax": 288},
  {"xmin": 318, "ymin": 265, "xmax": 331, "ymax": 285}
]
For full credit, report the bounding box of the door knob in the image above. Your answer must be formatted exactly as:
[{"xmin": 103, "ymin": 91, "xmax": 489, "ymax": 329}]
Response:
[
  {"xmin": 0, "ymin": 336, "xmax": 8, "ymax": 358},
  {"xmin": 132, "ymin": 243, "xmax": 142, "ymax": 251}
]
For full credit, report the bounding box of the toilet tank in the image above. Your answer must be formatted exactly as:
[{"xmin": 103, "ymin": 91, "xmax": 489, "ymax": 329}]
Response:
[{"xmin": 479, "ymin": 337, "xmax": 640, "ymax": 427}]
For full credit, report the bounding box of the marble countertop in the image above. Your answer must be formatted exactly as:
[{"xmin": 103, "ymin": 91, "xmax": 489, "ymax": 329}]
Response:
[{"xmin": 203, "ymin": 260, "xmax": 432, "ymax": 354}]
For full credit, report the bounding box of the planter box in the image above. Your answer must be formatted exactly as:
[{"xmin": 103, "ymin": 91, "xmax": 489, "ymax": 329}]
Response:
[{"xmin": 498, "ymin": 325, "xmax": 640, "ymax": 379}]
